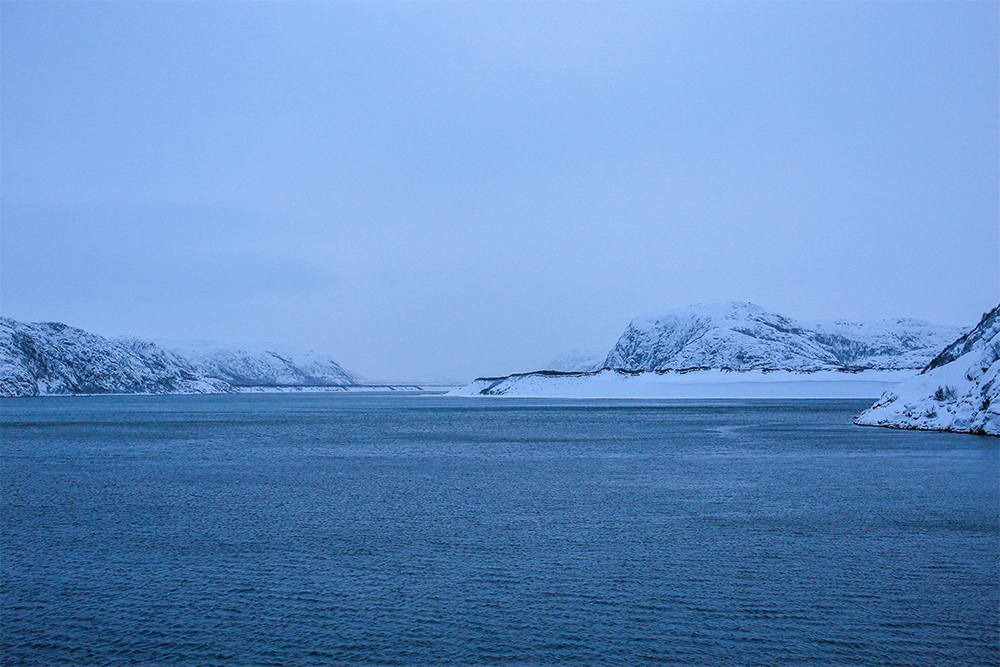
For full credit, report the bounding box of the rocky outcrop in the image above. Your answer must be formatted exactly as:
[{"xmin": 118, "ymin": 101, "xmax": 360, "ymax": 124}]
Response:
[{"xmin": 855, "ymin": 305, "xmax": 999, "ymax": 435}]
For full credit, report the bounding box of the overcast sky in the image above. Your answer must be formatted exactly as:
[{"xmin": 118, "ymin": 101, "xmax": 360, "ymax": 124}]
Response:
[{"xmin": 2, "ymin": 2, "xmax": 997, "ymax": 382}]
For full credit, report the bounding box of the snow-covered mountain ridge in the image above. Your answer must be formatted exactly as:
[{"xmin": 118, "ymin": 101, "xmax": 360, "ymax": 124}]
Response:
[
  {"xmin": 452, "ymin": 302, "xmax": 964, "ymax": 398},
  {"xmin": 0, "ymin": 317, "xmax": 363, "ymax": 397},
  {"xmin": 155, "ymin": 339, "xmax": 359, "ymax": 388},
  {"xmin": 0, "ymin": 318, "xmax": 225, "ymax": 397},
  {"xmin": 855, "ymin": 305, "xmax": 999, "ymax": 435},
  {"xmin": 604, "ymin": 302, "xmax": 962, "ymax": 372}
]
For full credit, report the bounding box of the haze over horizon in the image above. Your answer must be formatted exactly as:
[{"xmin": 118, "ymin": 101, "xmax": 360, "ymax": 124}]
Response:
[{"xmin": 2, "ymin": 2, "xmax": 997, "ymax": 382}]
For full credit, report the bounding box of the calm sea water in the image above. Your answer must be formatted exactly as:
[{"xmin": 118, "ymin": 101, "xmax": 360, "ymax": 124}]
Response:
[{"xmin": 1, "ymin": 394, "xmax": 997, "ymax": 666}]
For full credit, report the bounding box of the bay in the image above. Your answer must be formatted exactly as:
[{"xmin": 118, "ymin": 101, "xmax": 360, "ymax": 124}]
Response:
[{"xmin": 2, "ymin": 394, "xmax": 997, "ymax": 666}]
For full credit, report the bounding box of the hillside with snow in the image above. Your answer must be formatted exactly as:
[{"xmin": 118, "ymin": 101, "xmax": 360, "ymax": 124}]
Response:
[
  {"xmin": 855, "ymin": 305, "xmax": 999, "ymax": 435},
  {"xmin": 156, "ymin": 339, "xmax": 360, "ymax": 388},
  {"xmin": 0, "ymin": 318, "xmax": 367, "ymax": 397},
  {"xmin": 545, "ymin": 349, "xmax": 606, "ymax": 373},
  {"xmin": 451, "ymin": 302, "xmax": 964, "ymax": 398},
  {"xmin": 604, "ymin": 302, "xmax": 962, "ymax": 372},
  {"xmin": 0, "ymin": 318, "xmax": 226, "ymax": 397}
]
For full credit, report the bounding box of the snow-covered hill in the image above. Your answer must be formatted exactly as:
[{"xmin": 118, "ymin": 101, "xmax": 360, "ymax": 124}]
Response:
[
  {"xmin": 156, "ymin": 339, "xmax": 360, "ymax": 388},
  {"xmin": 604, "ymin": 302, "xmax": 963, "ymax": 372},
  {"xmin": 855, "ymin": 305, "xmax": 999, "ymax": 435},
  {"xmin": 0, "ymin": 318, "xmax": 226, "ymax": 397},
  {"xmin": 0, "ymin": 318, "xmax": 363, "ymax": 397},
  {"xmin": 450, "ymin": 302, "xmax": 964, "ymax": 398}
]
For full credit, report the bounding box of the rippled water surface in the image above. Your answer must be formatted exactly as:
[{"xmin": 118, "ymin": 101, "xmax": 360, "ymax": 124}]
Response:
[{"xmin": 2, "ymin": 394, "xmax": 997, "ymax": 666}]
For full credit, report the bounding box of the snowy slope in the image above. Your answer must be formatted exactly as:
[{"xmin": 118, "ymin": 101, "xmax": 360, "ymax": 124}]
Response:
[
  {"xmin": 0, "ymin": 318, "xmax": 227, "ymax": 397},
  {"xmin": 545, "ymin": 349, "xmax": 606, "ymax": 373},
  {"xmin": 451, "ymin": 302, "xmax": 963, "ymax": 398},
  {"xmin": 0, "ymin": 318, "xmax": 364, "ymax": 397},
  {"xmin": 855, "ymin": 305, "xmax": 999, "ymax": 435},
  {"xmin": 451, "ymin": 368, "xmax": 914, "ymax": 399},
  {"xmin": 604, "ymin": 302, "xmax": 962, "ymax": 372},
  {"xmin": 157, "ymin": 339, "xmax": 360, "ymax": 388}
]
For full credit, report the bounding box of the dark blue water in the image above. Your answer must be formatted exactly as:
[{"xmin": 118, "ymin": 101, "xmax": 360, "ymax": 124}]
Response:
[{"xmin": 2, "ymin": 394, "xmax": 997, "ymax": 666}]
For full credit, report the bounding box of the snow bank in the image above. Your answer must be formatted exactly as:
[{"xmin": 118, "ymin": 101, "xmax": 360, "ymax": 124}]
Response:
[{"xmin": 449, "ymin": 368, "xmax": 915, "ymax": 399}]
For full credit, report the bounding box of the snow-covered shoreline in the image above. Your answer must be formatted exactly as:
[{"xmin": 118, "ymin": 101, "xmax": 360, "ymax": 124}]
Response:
[
  {"xmin": 235, "ymin": 384, "xmax": 423, "ymax": 393},
  {"xmin": 0, "ymin": 385, "xmax": 435, "ymax": 398},
  {"xmin": 449, "ymin": 368, "xmax": 916, "ymax": 399},
  {"xmin": 855, "ymin": 306, "xmax": 999, "ymax": 436}
]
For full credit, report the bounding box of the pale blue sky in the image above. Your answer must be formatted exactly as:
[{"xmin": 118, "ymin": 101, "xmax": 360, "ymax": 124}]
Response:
[{"xmin": 2, "ymin": 2, "xmax": 997, "ymax": 381}]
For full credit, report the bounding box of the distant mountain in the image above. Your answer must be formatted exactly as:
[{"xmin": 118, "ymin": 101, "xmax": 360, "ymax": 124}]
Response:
[
  {"xmin": 0, "ymin": 318, "xmax": 226, "ymax": 397},
  {"xmin": 603, "ymin": 302, "xmax": 962, "ymax": 372},
  {"xmin": 856, "ymin": 305, "xmax": 999, "ymax": 435},
  {"xmin": 545, "ymin": 349, "xmax": 605, "ymax": 373},
  {"xmin": 156, "ymin": 339, "xmax": 360, "ymax": 388},
  {"xmin": 0, "ymin": 317, "xmax": 362, "ymax": 397},
  {"xmin": 451, "ymin": 302, "xmax": 965, "ymax": 398}
]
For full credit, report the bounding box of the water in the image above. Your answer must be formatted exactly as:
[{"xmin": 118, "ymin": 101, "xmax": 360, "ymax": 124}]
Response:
[{"xmin": 2, "ymin": 394, "xmax": 997, "ymax": 666}]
